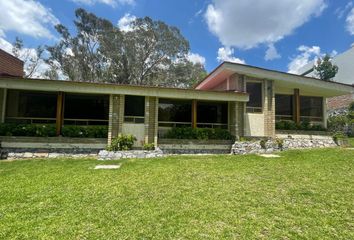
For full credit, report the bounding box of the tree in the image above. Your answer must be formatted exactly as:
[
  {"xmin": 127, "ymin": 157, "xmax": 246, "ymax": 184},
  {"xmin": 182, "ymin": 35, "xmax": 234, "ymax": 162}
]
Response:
[
  {"xmin": 46, "ymin": 8, "xmax": 206, "ymax": 87},
  {"xmin": 12, "ymin": 37, "xmax": 44, "ymax": 78},
  {"xmin": 314, "ymin": 54, "xmax": 338, "ymax": 81}
]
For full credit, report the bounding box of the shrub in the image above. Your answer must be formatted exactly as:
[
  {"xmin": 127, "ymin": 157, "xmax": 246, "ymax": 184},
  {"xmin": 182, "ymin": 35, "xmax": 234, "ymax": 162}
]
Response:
[
  {"xmin": 259, "ymin": 139, "xmax": 266, "ymax": 149},
  {"xmin": 164, "ymin": 127, "xmax": 234, "ymax": 140},
  {"xmin": 107, "ymin": 134, "xmax": 137, "ymax": 151},
  {"xmin": 62, "ymin": 125, "xmax": 108, "ymax": 138},
  {"xmin": 276, "ymin": 120, "xmax": 325, "ymax": 131},
  {"xmin": 0, "ymin": 123, "xmax": 107, "ymax": 138},
  {"xmin": 143, "ymin": 143, "xmax": 155, "ymax": 150},
  {"xmin": 332, "ymin": 132, "xmax": 347, "ymax": 145},
  {"xmin": 276, "ymin": 138, "xmax": 284, "ymax": 150},
  {"xmin": 0, "ymin": 123, "xmax": 57, "ymax": 137}
]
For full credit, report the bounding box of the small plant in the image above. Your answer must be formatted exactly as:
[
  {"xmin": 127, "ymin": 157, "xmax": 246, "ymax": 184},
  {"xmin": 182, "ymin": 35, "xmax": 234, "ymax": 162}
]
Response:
[
  {"xmin": 107, "ymin": 134, "xmax": 137, "ymax": 151},
  {"xmin": 276, "ymin": 138, "xmax": 284, "ymax": 150},
  {"xmin": 260, "ymin": 139, "xmax": 267, "ymax": 149},
  {"xmin": 332, "ymin": 132, "xmax": 346, "ymax": 146},
  {"xmin": 143, "ymin": 143, "xmax": 155, "ymax": 150},
  {"xmin": 164, "ymin": 127, "xmax": 234, "ymax": 140}
]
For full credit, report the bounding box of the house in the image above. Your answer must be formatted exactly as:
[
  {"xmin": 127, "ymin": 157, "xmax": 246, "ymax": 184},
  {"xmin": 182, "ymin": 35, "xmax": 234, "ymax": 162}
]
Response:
[
  {"xmin": 0, "ymin": 50, "xmax": 353, "ymax": 149},
  {"xmin": 299, "ymin": 45, "xmax": 354, "ymax": 111}
]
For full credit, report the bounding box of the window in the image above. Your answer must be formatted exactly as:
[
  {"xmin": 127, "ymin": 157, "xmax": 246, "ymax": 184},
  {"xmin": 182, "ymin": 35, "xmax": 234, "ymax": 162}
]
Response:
[
  {"xmin": 197, "ymin": 101, "xmax": 228, "ymax": 128},
  {"xmin": 275, "ymin": 94, "xmax": 293, "ymax": 121},
  {"xmin": 246, "ymin": 82, "xmax": 262, "ymax": 113},
  {"xmin": 300, "ymin": 96, "xmax": 323, "ymax": 122},
  {"xmin": 6, "ymin": 90, "xmax": 57, "ymax": 123},
  {"xmin": 124, "ymin": 95, "xmax": 145, "ymax": 123},
  {"xmin": 158, "ymin": 99, "xmax": 191, "ymax": 127},
  {"xmin": 64, "ymin": 94, "xmax": 109, "ymax": 125}
]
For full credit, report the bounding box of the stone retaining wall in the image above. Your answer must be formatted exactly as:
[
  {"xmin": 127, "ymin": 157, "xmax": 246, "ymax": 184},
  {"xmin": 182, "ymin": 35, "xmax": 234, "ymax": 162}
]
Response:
[
  {"xmin": 98, "ymin": 148, "xmax": 164, "ymax": 160},
  {"xmin": 1, "ymin": 148, "xmax": 99, "ymax": 160},
  {"xmin": 231, "ymin": 137, "xmax": 337, "ymax": 155}
]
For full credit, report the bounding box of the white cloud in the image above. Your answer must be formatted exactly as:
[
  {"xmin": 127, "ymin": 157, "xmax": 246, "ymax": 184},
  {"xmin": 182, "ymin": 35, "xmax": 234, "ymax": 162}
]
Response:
[
  {"xmin": 205, "ymin": 0, "xmax": 326, "ymax": 49},
  {"xmin": 287, "ymin": 45, "xmax": 322, "ymax": 74},
  {"xmin": 0, "ymin": 0, "xmax": 59, "ymax": 39},
  {"xmin": 71, "ymin": 0, "xmax": 135, "ymax": 7},
  {"xmin": 217, "ymin": 47, "xmax": 245, "ymax": 64},
  {"xmin": 346, "ymin": 8, "xmax": 354, "ymax": 35},
  {"xmin": 335, "ymin": 2, "xmax": 353, "ymax": 19},
  {"xmin": 0, "ymin": 37, "xmax": 56, "ymax": 79},
  {"xmin": 187, "ymin": 52, "xmax": 206, "ymax": 65},
  {"xmin": 265, "ymin": 44, "xmax": 281, "ymax": 61},
  {"xmin": 117, "ymin": 14, "xmax": 136, "ymax": 32}
]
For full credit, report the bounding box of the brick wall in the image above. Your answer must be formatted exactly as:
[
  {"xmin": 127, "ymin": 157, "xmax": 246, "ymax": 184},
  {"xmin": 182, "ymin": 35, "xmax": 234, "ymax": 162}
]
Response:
[
  {"xmin": 107, "ymin": 94, "xmax": 124, "ymax": 145},
  {"xmin": 264, "ymin": 80, "xmax": 275, "ymax": 137},
  {"xmin": 327, "ymin": 94, "xmax": 354, "ymax": 110},
  {"xmin": 0, "ymin": 49, "xmax": 24, "ymax": 77},
  {"xmin": 144, "ymin": 96, "xmax": 158, "ymax": 145}
]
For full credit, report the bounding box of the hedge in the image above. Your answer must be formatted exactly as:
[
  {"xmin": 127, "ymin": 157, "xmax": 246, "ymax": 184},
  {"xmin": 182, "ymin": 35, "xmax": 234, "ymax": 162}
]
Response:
[
  {"xmin": 275, "ymin": 120, "xmax": 326, "ymax": 131},
  {"xmin": 164, "ymin": 127, "xmax": 234, "ymax": 140},
  {"xmin": 0, "ymin": 123, "xmax": 108, "ymax": 138}
]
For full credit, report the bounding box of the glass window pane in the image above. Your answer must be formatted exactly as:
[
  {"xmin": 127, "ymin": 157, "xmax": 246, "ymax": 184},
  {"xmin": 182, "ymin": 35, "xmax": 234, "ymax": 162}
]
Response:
[
  {"xmin": 158, "ymin": 99, "xmax": 191, "ymax": 123},
  {"xmin": 300, "ymin": 96, "xmax": 323, "ymax": 117},
  {"xmin": 246, "ymin": 82, "xmax": 262, "ymax": 109},
  {"xmin": 197, "ymin": 101, "xmax": 227, "ymax": 124},
  {"xmin": 64, "ymin": 94, "xmax": 109, "ymax": 120},
  {"xmin": 6, "ymin": 90, "xmax": 57, "ymax": 119},
  {"xmin": 124, "ymin": 95, "xmax": 145, "ymax": 117},
  {"xmin": 275, "ymin": 94, "xmax": 293, "ymax": 116}
]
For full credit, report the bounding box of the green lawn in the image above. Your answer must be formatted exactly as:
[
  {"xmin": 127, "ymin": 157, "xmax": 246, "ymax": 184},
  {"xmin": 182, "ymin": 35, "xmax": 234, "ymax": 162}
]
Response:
[{"xmin": 0, "ymin": 149, "xmax": 353, "ymax": 239}]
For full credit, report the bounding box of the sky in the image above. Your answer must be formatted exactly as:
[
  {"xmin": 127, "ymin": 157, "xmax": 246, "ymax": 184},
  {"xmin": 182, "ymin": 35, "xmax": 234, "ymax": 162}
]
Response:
[{"xmin": 0, "ymin": 0, "xmax": 353, "ymax": 76}]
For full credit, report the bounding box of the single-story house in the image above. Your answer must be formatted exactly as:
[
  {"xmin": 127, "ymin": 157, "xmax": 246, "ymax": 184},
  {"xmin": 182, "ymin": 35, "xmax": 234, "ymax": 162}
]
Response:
[{"xmin": 0, "ymin": 49, "xmax": 353, "ymax": 147}]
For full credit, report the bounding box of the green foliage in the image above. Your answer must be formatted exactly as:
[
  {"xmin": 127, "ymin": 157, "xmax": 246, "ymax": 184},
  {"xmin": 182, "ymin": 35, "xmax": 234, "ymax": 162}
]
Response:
[
  {"xmin": 143, "ymin": 143, "xmax": 155, "ymax": 151},
  {"xmin": 107, "ymin": 134, "xmax": 137, "ymax": 151},
  {"xmin": 327, "ymin": 102, "xmax": 354, "ymax": 137},
  {"xmin": 276, "ymin": 138, "xmax": 284, "ymax": 150},
  {"xmin": 276, "ymin": 121, "xmax": 325, "ymax": 131},
  {"xmin": 0, "ymin": 123, "xmax": 56, "ymax": 137},
  {"xmin": 164, "ymin": 127, "xmax": 234, "ymax": 140},
  {"xmin": 332, "ymin": 132, "xmax": 347, "ymax": 146},
  {"xmin": 314, "ymin": 54, "xmax": 338, "ymax": 81},
  {"xmin": 45, "ymin": 8, "xmax": 206, "ymax": 87},
  {"xmin": 259, "ymin": 139, "xmax": 266, "ymax": 149},
  {"xmin": 0, "ymin": 124, "xmax": 108, "ymax": 138},
  {"xmin": 61, "ymin": 125, "xmax": 108, "ymax": 138}
]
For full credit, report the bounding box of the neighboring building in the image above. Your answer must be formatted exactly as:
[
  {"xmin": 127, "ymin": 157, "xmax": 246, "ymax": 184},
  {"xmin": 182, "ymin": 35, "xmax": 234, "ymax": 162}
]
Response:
[
  {"xmin": 0, "ymin": 49, "xmax": 24, "ymax": 77},
  {"xmin": 0, "ymin": 50, "xmax": 353, "ymax": 147},
  {"xmin": 299, "ymin": 46, "xmax": 354, "ymax": 111}
]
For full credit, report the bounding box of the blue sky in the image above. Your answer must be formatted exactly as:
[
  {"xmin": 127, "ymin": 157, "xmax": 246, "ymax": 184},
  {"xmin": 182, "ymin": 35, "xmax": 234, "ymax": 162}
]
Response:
[{"xmin": 0, "ymin": 0, "xmax": 354, "ymax": 75}]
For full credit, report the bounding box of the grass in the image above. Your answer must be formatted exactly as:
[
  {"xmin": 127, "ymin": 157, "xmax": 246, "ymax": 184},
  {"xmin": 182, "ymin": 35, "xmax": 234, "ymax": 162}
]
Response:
[
  {"xmin": 0, "ymin": 149, "xmax": 353, "ymax": 239},
  {"xmin": 348, "ymin": 137, "xmax": 354, "ymax": 147}
]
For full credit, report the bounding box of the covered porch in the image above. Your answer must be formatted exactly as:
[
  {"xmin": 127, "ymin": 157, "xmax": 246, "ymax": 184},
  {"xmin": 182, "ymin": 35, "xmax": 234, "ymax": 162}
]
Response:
[{"xmin": 0, "ymin": 77, "xmax": 249, "ymax": 148}]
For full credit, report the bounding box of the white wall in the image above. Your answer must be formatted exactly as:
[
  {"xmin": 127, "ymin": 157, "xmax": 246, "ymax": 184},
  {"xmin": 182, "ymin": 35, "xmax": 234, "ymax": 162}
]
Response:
[
  {"xmin": 122, "ymin": 123, "xmax": 145, "ymax": 147},
  {"xmin": 245, "ymin": 113, "xmax": 265, "ymax": 137}
]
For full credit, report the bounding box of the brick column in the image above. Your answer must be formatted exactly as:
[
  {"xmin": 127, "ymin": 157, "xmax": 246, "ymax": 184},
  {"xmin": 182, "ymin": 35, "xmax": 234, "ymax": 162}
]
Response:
[
  {"xmin": 108, "ymin": 94, "xmax": 124, "ymax": 145},
  {"xmin": 264, "ymin": 80, "xmax": 275, "ymax": 137},
  {"xmin": 144, "ymin": 96, "xmax": 158, "ymax": 145}
]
